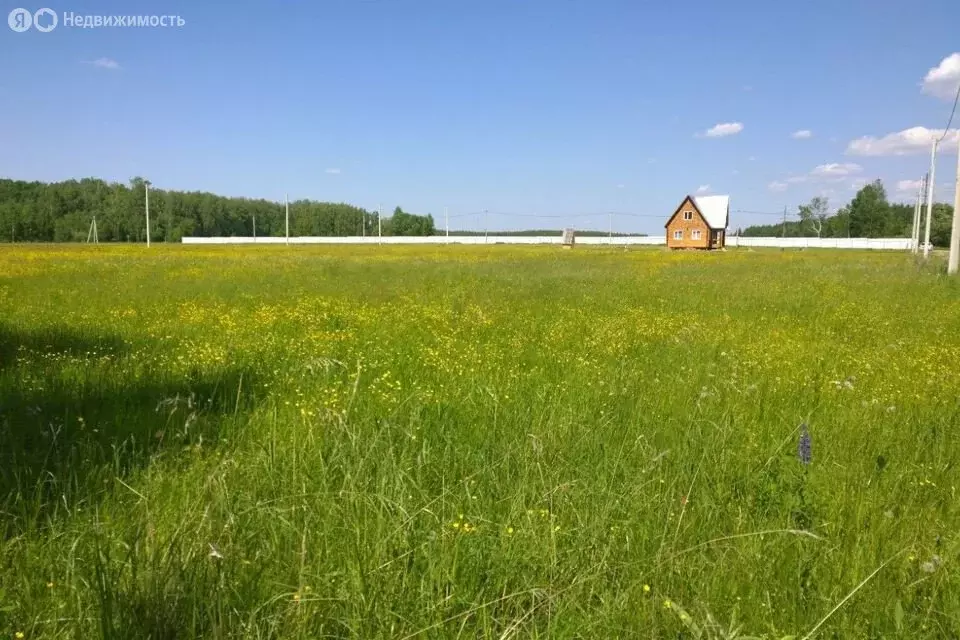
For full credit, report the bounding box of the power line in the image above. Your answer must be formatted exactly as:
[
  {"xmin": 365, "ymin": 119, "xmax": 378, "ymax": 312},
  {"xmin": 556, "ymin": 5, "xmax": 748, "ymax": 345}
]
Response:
[{"xmin": 936, "ymin": 78, "xmax": 960, "ymax": 143}]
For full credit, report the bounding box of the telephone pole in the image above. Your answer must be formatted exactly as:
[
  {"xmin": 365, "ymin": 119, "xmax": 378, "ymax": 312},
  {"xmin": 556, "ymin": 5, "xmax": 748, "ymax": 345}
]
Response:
[
  {"xmin": 911, "ymin": 177, "xmax": 923, "ymax": 253},
  {"xmin": 924, "ymin": 140, "xmax": 938, "ymax": 259},
  {"xmin": 377, "ymin": 204, "xmax": 382, "ymax": 244},
  {"xmin": 445, "ymin": 207, "xmax": 449, "ymax": 242},
  {"xmin": 253, "ymin": 214, "xmax": 257, "ymax": 242},
  {"xmin": 948, "ymin": 140, "xmax": 960, "ymax": 274},
  {"xmin": 285, "ymin": 193, "xmax": 290, "ymax": 245},
  {"xmin": 144, "ymin": 180, "xmax": 151, "ymax": 248},
  {"xmin": 781, "ymin": 205, "xmax": 787, "ymax": 242}
]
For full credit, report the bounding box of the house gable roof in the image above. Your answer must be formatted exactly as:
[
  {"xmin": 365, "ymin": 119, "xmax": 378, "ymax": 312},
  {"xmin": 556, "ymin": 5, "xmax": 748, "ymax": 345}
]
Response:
[
  {"xmin": 692, "ymin": 195, "xmax": 729, "ymax": 230},
  {"xmin": 664, "ymin": 195, "xmax": 729, "ymax": 230}
]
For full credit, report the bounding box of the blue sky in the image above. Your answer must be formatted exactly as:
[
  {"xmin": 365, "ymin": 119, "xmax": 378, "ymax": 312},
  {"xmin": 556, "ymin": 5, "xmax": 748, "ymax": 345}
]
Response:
[{"xmin": 1, "ymin": 0, "xmax": 959, "ymax": 233}]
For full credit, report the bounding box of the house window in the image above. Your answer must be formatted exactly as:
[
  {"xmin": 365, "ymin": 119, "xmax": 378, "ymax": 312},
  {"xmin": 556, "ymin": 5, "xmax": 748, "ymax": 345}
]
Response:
[
  {"xmin": 683, "ymin": 211, "xmax": 693, "ymax": 221},
  {"xmin": 673, "ymin": 230, "xmax": 683, "ymax": 240},
  {"xmin": 692, "ymin": 229, "xmax": 701, "ymax": 240}
]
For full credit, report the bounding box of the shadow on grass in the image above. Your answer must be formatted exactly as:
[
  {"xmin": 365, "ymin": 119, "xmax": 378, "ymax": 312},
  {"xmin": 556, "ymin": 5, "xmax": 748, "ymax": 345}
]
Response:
[{"xmin": 0, "ymin": 323, "xmax": 260, "ymax": 535}]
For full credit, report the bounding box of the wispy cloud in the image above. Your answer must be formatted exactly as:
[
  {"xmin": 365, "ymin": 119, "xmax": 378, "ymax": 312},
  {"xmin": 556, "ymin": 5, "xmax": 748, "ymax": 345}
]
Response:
[
  {"xmin": 84, "ymin": 57, "xmax": 121, "ymax": 70},
  {"xmin": 768, "ymin": 163, "xmax": 862, "ymax": 192},
  {"xmin": 897, "ymin": 179, "xmax": 924, "ymax": 193},
  {"xmin": 696, "ymin": 184, "xmax": 710, "ymax": 194},
  {"xmin": 921, "ymin": 52, "xmax": 960, "ymax": 100},
  {"xmin": 700, "ymin": 122, "xmax": 744, "ymax": 138},
  {"xmin": 616, "ymin": 183, "xmax": 625, "ymax": 189},
  {"xmin": 325, "ymin": 168, "xmax": 341, "ymax": 175},
  {"xmin": 846, "ymin": 126, "xmax": 959, "ymax": 156},
  {"xmin": 811, "ymin": 162, "xmax": 862, "ymax": 178},
  {"xmin": 791, "ymin": 129, "xmax": 813, "ymax": 139}
]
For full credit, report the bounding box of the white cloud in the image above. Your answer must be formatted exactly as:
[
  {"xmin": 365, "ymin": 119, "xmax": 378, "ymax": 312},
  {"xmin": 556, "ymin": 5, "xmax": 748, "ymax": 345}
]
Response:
[
  {"xmin": 811, "ymin": 162, "xmax": 862, "ymax": 178},
  {"xmin": 85, "ymin": 57, "xmax": 121, "ymax": 70},
  {"xmin": 921, "ymin": 53, "xmax": 960, "ymax": 100},
  {"xmin": 846, "ymin": 126, "xmax": 960, "ymax": 156},
  {"xmin": 701, "ymin": 122, "xmax": 744, "ymax": 138},
  {"xmin": 325, "ymin": 168, "xmax": 341, "ymax": 175},
  {"xmin": 769, "ymin": 163, "xmax": 862, "ymax": 192},
  {"xmin": 616, "ymin": 183, "xmax": 625, "ymax": 189},
  {"xmin": 696, "ymin": 184, "xmax": 710, "ymax": 194},
  {"xmin": 897, "ymin": 179, "xmax": 924, "ymax": 193},
  {"xmin": 791, "ymin": 129, "xmax": 813, "ymax": 139},
  {"xmin": 850, "ymin": 178, "xmax": 869, "ymax": 191}
]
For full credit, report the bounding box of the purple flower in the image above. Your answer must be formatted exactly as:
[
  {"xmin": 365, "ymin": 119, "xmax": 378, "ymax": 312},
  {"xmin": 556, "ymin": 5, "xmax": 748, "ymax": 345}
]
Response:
[{"xmin": 797, "ymin": 423, "xmax": 811, "ymax": 466}]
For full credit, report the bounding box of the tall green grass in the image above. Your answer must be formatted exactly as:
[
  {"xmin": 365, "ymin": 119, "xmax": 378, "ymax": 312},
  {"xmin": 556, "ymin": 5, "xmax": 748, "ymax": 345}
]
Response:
[{"xmin": 0, "ymin": 244, "xmax": 957, "ymax": 638}]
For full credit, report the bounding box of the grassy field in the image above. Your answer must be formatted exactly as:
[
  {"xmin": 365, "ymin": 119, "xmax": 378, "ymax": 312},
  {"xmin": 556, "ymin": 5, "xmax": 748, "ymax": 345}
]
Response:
[{"xmin": 0, "ymin": 244, "xmax": 958, "ymax": 639}]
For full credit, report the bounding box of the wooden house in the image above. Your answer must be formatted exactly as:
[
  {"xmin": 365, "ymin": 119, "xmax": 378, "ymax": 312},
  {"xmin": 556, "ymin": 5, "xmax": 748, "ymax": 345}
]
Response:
[{"xmin": 665, "ymin": 195, "xmax": 729, "ymax": 249}]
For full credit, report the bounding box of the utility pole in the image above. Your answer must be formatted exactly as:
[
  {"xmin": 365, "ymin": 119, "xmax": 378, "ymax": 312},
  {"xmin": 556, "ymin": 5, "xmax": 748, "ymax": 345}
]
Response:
[
  {"xmin": 949, "ymin": 140, "xmax": 960, "ymax": 274},
  {"xmin": 608, "ymin": 212, "xmax": 613, "ymax": 244},
  {"xmin": 911, "ymin": 178, "xmax": 922, "ymax": 253},
  {"xmin": 253, "ymin": 214, "xmax": 257, "ymax": 242},
  {"xmin": 377, "ymin": 204, "xmax": 382, "ymax": 245},
  {"xmin": 924, "ymin": 140, "xmax": 938, "ymax": 259},
  {"xmin": 144, "ymin": 180, "xmax": 151, "ymax": 248},
  {"xmin": 285, "ymin": 193, "xmax": 290, "ymax": 245},
  {"xmin": 484, "ymin": 209, "xmax": 488, "ymax": 243},
  {"xmin": 445, "ymin": 207, "xmax": 449, "ymax": 242},
  {"xmin": 781, "ymin": 205, "xmax": 787, "ymax": 244}
]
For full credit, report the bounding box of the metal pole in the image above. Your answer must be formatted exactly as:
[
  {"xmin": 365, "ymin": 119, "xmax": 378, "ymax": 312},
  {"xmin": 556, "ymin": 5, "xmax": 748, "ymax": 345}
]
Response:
[
  {"xmin": 924, "ymin": 140, "xmax": 938, "ymax": 259},
  {"xmin": 782, "ymin": 205, "xmax": 787, "ymax": 246},
  {"xmin": 145, "ymin": 181, "xmax": 151, "ymax": 248},
  {"xmin": 445, "ymin": 207, "xmax": 449, "ymax": 242},
  {"xmin": 378, "ymin": 204, "xmax": 382, "ymax": 245},
  {"xmin": 285, "ymin": 193, "xmax": 290, "ymax": 245},
  {"xmin": 609, "ymin": 212, "xmax": 613, "ymax": 244},
  {"xmin": 484, "ymin": 209, "xmax": 488, "ymax": 243},
  {"xmin": 948, "ymin": 141, "xmax": 960, "ymax": 274}
]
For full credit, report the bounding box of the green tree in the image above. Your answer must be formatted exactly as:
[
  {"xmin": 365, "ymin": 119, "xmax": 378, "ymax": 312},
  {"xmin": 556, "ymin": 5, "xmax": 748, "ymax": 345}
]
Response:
[
  {"xmin": 848, "ymin": 180, "xmax": 889, "ymax": 238},
  {"xmin": 797, "ymin": 196, "xmax": 828, "ymax": 238}
]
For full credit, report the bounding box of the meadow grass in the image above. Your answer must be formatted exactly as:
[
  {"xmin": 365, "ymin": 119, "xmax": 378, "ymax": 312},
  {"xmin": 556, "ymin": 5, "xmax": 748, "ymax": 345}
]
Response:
[{"xmin": 0, "ymin": 244, "xmax": 958, "ymax": 639}]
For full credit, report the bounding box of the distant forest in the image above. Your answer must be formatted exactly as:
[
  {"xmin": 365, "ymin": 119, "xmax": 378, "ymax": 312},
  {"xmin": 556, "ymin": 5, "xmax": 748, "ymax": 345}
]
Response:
[
  {"xmin": 1, "ymin": 176, "xmax": 953, "ymax": 244},
  {"xmin": 0, "ymin": 178, "xmax": 434, "ymax": 242},
  {"xmin": 737, "ymin": 180, "xmax": 954, "ymax": 245}
]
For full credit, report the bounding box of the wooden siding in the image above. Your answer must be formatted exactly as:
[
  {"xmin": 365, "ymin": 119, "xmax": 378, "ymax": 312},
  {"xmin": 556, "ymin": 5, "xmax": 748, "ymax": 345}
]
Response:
[{"xmin": 666, "ymin": 197, "xmax": 710, "ymax": 249}]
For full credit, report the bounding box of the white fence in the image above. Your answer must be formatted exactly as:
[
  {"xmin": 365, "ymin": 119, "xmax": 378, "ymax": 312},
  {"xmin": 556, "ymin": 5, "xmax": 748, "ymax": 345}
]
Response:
[
  {"xmin": 726, "ymin": 236, "xmax": 913, "ymax": 250},
  {"xmin": 181, "ymin": 235, "xmax": 913, "ymax": 250},
  {"xmin": 181, "ymin": 235, "xmax": 667, "ymax": 246}
]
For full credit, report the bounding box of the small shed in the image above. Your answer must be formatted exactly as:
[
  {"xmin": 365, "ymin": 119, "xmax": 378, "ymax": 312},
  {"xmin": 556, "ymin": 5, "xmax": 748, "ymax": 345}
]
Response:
[{"xmin": 665, "ymin": 195, "xmax": 729, "ymax": 249}]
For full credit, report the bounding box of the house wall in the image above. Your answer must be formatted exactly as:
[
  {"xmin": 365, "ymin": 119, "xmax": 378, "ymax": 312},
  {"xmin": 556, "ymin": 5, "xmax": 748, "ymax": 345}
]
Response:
[{"xmin": 666, "ymin": 198, "xmax": 710, "ymax": 249}]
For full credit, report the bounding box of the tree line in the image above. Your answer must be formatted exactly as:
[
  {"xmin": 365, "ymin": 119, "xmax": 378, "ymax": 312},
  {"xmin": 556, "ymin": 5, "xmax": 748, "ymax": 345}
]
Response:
[
  {"xmin": 0, "ymin": 177, "xmax": 435, "ymax": 242},
  {"xmin": 738, "ymin": 180, "xmax": 954, "ymax": 245}
]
